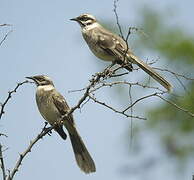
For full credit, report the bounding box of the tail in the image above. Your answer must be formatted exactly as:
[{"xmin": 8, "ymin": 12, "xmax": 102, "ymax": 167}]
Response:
[
  {"xmin": 129, "ymin": 54, "xmax": 172, "ymax": 92},
  {"xmin": 66, "ymin": 124, "xmax": 96, "ymax": 173}
]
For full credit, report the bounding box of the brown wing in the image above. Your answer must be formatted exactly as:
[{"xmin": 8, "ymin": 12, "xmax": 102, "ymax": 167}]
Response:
[
  {"xmin": 95, "ymin": 28, "xmax": 128, "ymax": 58},
  {"xmin": 52, "ymin": 92, "xmax": 74, "ymax": 124},
  {"xmin": 95, "ymin": 28, "xmax": 133, "ymax": 71}
]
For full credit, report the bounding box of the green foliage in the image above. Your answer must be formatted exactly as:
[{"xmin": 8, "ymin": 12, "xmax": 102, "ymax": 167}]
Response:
[
  {"xmin": 137, "ymin": 7, "xmax": 194, "ymax": 65},
  {"xmin": 136, "ymin": 7, "xmax": 194, "ymax": 162}
]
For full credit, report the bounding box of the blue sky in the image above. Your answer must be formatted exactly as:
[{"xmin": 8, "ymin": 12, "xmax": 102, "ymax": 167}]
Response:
[{"xmin": 0, "ymin": 0, "xmax": 194, "ymax": 180}]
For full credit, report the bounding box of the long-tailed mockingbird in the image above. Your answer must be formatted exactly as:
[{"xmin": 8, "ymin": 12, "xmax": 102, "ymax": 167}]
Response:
[
  {"xmin": 70, "ymin": 13, "xmax": 172, "ymax": 92},
  {"xmin": 26, "ymin": 75, "xmax": 96, "ymax": 173}
]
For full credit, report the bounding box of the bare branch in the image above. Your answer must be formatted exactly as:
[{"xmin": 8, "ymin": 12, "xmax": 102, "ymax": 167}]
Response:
[
  {"xmin": 90, "ymin": 81, "xmax": 165, "ymax": 93},
  {"xmin": 0, "ymin": 133, "xmax": 8, "ymax": 138},
  {"xmin": 109, "ymin": 72, "xmax": 129, "ymax": 77},
  {"xmin": 0, "ymin": 24, "xmax": 12, "ymax": 27},
  {"xmin": 0, "ymin": 144, "xmax": 6, "ymax": 180},
  {"xmin": 113, "ymin": 0, "xmax": 123, "ymax": 38},
  {"xmin": 0, "ymin": 80, "xmax": 30, "ymax": 120},
  {"xmin": 6, "ymin": 126, "xmax": 53, "ymax": 180},
  {"xmin": 80, "ymin": 97, "xmax": 90, "ymax": 112},
  {"xmin": 173, "ymin": 73, "xmax": 187, "ymax": 91},
  {"xmin": 68, "ymin": 60, "xmax": 194, "ymax": 121},
  {"xmin": 156, "ymin": 95, "xmax": 194, "ymax": 118},
  {"xmin": 123, "ymin": 92, "xmax": 166, "ymax": 113},
  {"xmin": 0, "ymin": 30, "xmax": 13, "ymax": 47},
  {"xmin": 154, "ymin": 67, "xmax": 194, "ymax": 81},
  {"xmin": 153, "ymin": 67, "xmax": 194, "ymax": 91},
  {"xmin": 128, "ymin": 85, "xmax": 133, "ymax": 147},
  {"xmin": 88, "ymin": 94, "xmax": 146, "ymax": 120}
]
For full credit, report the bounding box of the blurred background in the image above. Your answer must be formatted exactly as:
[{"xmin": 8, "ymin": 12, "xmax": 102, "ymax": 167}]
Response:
[{"xmin": 1, "ymin": 0, "xmax": 194, "ymax": 179}]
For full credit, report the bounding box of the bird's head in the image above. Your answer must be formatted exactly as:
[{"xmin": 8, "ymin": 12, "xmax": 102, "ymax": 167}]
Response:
[
  {"xmin": 70, "ymin": 13, "xmax": 97, "ymax": 28},
  {"xmin": 26, "ymin": 75, "xmax": 54, "ymax": 87}
]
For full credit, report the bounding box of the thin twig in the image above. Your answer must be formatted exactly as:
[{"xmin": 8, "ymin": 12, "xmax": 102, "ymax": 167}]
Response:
[
  {"xmin": 6, "ymin": 126, "xmax": 53, "ymax": 180},
  {"xmin": 129, "ymin": 86, "xmax": 133, "ymax": 147},
  {"xmin": 173, "ymin": 73, "xmax": 187, "ymax": 91},
  {"xmin": 80, "ymin": 97, "xmax": 90, "ymax": 112},
  {"xmin": 0, "ymin": 133, "xmax": 8, "ymax": 138},
  {"xmin": 123, "ymin": 27, "xmax": 131, "ymax": 64},
  {"xmin": 109, "ymin": 72, "xmax": 129, "ymax": 77},
  {"xmin": 113, "ymin": 0, "xmax": 123, "ymax": 38},
  {"xmin": 0, "ymin": 24, "xmax": 12, "ymax": 27},
  {"xmin": 88, "ymin": 94, "xmax": 146, "ymax": 120},
  {"xmin": 156, "ymin": 95, "xmax": 194, "ymax": 118},
  {"xmin": 123, "ymin": 92, "xmax": 166, "ymax": 113},
  {"xmin": 68, "ymin": 87, "xmax": 86, "ymax": 93},
  {"xmin": 128, "ymin": 85, "xmax": 133, "ymax": 148},
  {"xmin": 154, "ymin": 67, "xmax": 194, "ymax": 81},
  {"xmin": 0, "ymin": 144, "xmax": 6, "ymax": 180},
  {"xmin": 0, "ymin": 80, "xmax": 30, "ymax": 120},
  {"xmin": 0, "ymin": 30, "xmax": 13, "ymax": 47},
  {"xmin": 90, "ymin": 81, "xmax": 164, "ymax": 93}
]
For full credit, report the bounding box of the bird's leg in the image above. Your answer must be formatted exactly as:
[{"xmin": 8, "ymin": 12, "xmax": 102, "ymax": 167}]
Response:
[
  {"xmin": 42, "ymin": 122, "xmax": 52, "ymax": 136},
  {"xmin": 43, "ymin": 122, "xmax": 48, "ymax": 129},
  {"xmin": 115, "ymin": 59, "xmax": 133, "ymax": 72},
  {"xmin": 92, "ymin": 62, "xmax": 116, "ymax": 82},
  {"xmin": 104, "ymin": 61, "xmax": 116, "ymax": 76}
]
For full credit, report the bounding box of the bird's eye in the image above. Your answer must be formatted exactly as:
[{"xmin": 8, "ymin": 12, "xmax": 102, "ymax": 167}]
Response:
[
  {"xmin": 79, "ymin": 16, "xmax": 91, "ymax": 21},
  {"xmin": 80, "ymin": 17, "xmax": 86, "ymax": 21},
  {"xmin": 36, "ymin": 76, "xmax": 45, "ymax": 82},
  {"xmin": 39, "ymin": 77, "xmax": 44, "ymax": 81}
]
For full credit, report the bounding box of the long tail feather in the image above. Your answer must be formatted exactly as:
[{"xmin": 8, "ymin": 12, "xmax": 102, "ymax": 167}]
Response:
[
  {"xmin": 67, "ymin": 124, "xmax": 96, "ymax": 173},
  {"xmin": 129, "ymin": 54, "xmax": 172, "ymax": 92}
]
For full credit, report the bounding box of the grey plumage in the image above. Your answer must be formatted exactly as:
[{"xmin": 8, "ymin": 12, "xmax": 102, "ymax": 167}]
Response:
[
  {"xmin": 26, "ymin": 75, "xmax": 96, "ymax": 173},
  {"xmin": 71, "ymin": 13, "xmax": 172, "ymax": 92}
]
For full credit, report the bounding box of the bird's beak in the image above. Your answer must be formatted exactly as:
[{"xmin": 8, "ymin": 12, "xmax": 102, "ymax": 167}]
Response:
[
  {"xmin": 26, "ymin": 76, "xmax": 38, "ymax": 85},
  {"xmin": 26, "ymin": 76, "xmax": 34, "ymax": 80},
  {"xmin": 70, "ymin": 17, "xmax": 78, "ymax": 22},
  {"xmin": 26, "ymin": 76, "xmax": 37, "ymax": 82}
]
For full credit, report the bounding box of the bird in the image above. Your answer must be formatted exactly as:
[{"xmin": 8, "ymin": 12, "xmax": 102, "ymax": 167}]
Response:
[
  {"xmin": 26, "ymin": 75, "xmax": 96, "ymax": 174},
  {"xmin": 70, "ymin": 13, "xmax": 172, "ymax": 92}
]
